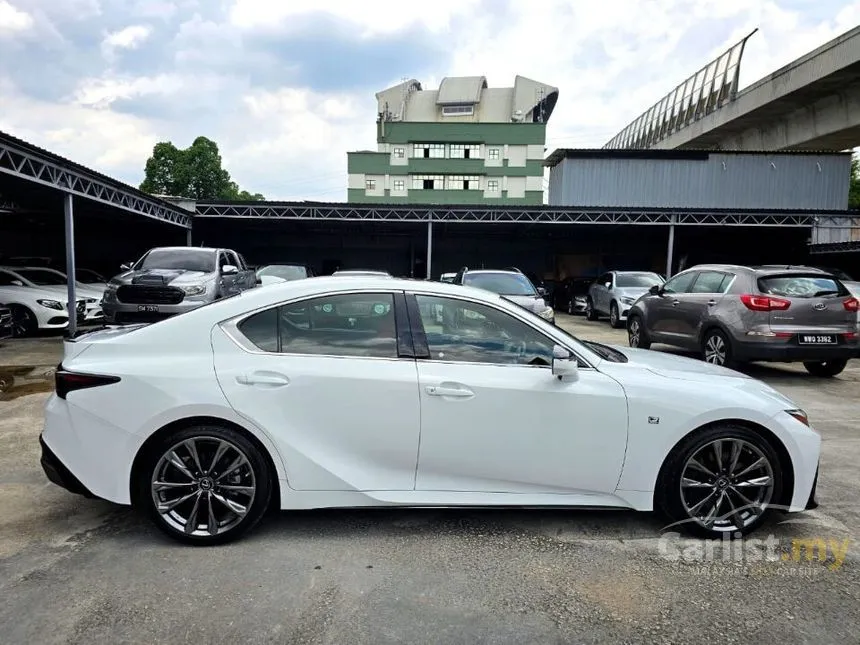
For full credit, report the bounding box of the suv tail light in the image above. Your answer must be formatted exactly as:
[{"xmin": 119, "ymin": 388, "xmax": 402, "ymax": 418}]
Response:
[
  {"xmin": 843, "ymin": 297, "xmax": 859, "ymax": 312},
  {"xmin": 740, "ymin": 294, "xmax": 791, "ymax": 312},
  {"xmin": 55, "ymin": 363, "xmax": 121, "ymax": 399}
]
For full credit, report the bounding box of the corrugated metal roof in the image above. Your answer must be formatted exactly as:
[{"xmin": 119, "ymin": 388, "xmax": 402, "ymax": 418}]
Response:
[{"xmin": 544, "ymin": 147, "xmax": 852, "ymax": 167}]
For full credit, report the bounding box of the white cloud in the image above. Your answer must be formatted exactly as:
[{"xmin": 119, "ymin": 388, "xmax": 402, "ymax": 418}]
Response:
[
  {"xmin": 228, "ymin": 0, "xmax": 482, "ymax": 36},
  {"xmin": 0, "ymin": 0, "xmax": 33, "ymax": 32},
  {"xmin": 101, "ymin": 24, "xmax": 151, "ymax": 58},
  {"xmin": 73, "ymin": 74, "xmax": 184, "ymax": 109}
]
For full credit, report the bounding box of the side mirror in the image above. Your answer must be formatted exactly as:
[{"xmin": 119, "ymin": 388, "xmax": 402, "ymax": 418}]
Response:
[
  {"xmin": 120, "ymin": 263, "xmax": 131, "ymax": 271},
  {"xmin": 221, "ymin": 264, "xmax": 238, "ymax": 275},
  {"xmin": 648, "ymin": 285, "xmax": 662, "ymax": 296},
  {"xmin": 551, "ymin": 345, "xmax": 579, "ymax": 381},
  {"xmin": 11, "ymin": 279, "xmax": 24, "ymax": 287},
  {"xmin": 537, "ymin": 287, "xmax": 547, "ymax": 297},
  {"xmin": 255, "ymin": 276, "xmax": 263, "ymax": 285},
  {"xmin": 604, "ymin": 281, "xmax": 612, "ymax": 289}
]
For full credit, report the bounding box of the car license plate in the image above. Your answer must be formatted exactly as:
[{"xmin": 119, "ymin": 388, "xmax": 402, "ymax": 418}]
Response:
[
  {"xmin": 798, "ymin": 334, "xmax": 836, "ymax": 345},
  {"xmin": 138, "ymin": 305, "xmax": 160, "ymax": 313}
]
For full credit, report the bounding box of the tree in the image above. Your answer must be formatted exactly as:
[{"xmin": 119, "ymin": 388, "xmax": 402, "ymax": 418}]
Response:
[
  {"xmin": 139, "ymin": 136, "xmax": 264, "ymax": 201},
  {"xmin": 850, "ymin": 154, "xmax": 860, "ymax": 209}
]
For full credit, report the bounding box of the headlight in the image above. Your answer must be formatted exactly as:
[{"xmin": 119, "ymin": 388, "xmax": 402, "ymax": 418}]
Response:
[
  {"xmin": 621, "ymin": 296, "xmax": 636, "ymax": 305},
  {"xmin": 36, "ymin": 299, "xmax": 64, "ymax": 310},
  {"xmin": 180, "ymin": 284, "xmax": 206, "ymax": 296},
  {"xmin": 538, "ymin": 306, "xmax": 555, "ymax": 320}
]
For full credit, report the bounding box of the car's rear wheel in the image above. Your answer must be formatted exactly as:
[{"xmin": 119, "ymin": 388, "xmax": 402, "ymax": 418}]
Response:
[
  {"xmin": 139, "ymin": 425, "xmax": 272, "ymax": 545},
  {"xmin": 609, "ymin": 302, "xmax": 622, "ymax": 328},
  {"xmin": 803, "ymin": 359, "xmax": 848, "ymax": 378},
  {"xmin": 627, "ymin": 315, "xmax": 651, "ymax": 349},
  {"xmin": 585, "ymin": 298, "xmax": 598, "ymax": 321},
  {"xmin": 657, "ymin": 424, "xmax": 783, "ymax": 538},
  {"xmin": 702, "ymin": 329, "xmax": 735, "ymax": 369},
  {"xmin": 9, "ymin": 305, "xmax": 37, "ymax": 338}
]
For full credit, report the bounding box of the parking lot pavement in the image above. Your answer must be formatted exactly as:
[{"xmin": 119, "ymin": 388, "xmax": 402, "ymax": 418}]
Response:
[{"xmin": 1, "ymin": 320, "xmax": 860, "ymax": 644}]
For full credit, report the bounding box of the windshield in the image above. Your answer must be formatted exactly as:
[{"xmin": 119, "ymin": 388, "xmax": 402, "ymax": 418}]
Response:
[
  {"xmin": 257, "ymin": 265, "xmax": 309, "ymax": 281},
  {"xmin": 15, "ymin": 269, "xmax": 67, "ymax": 286},
  {"xmin": 137, "ymin": 249, "xmax": 216, "ymax": 272},
  {"xmin": 759, "ymin": 274, "xmax": 846, "ymax": 298},
  {"xmin": 464, "ymin": 272, "xmax": 537, "ymax": 296},
  {"xmin": 616, "ymin": 272, "xmax": 664, "ymax": 288},
  {"xmin": 75, "ymin": 269, "xmax": 106, "ymax": 283}
]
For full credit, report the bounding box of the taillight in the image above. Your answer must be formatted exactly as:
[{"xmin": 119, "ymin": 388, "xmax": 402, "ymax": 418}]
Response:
[
  {"xmin": 740, "ymin": 294, "xmax": 791, "ymax": 312},
  {"xmin": 844, "ymin": 297, "xmax": 859, "ymax": 312},
  {"xmin": 55, "ymin": 364, "xmax": 120, "ymax": 399}
]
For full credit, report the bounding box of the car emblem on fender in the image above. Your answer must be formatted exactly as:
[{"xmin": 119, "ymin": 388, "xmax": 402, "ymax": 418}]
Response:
[{"xmin": 813, "ymin": 303, "xmax": 827, "ymax": 311}]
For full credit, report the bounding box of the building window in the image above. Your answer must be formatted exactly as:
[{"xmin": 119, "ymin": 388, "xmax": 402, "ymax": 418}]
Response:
[
  {"xmin": 488, "ymin": 148, "xmax": 500, "ymax": 160},
  {"xmin": 412, "ymin": 174, "xmax": 445, "ymax": 190},
  {"xmin": 365, "ymin": 179, "xmax": 376, "ymax": 190},
  {"xmin": 442, "ymin": 104, "xmax": 474, "ymax": 116},
  {"xmin": 487, "ymin": 180, "xmax": 499, "ymax": 192},
  {"xmin": 393, "ymin": 179, "xmax": 405, "ymax": 191},
  {"xmin": 393, "ymin": 147, "xmax": 405, "ymax": 158},
  {"xmin": 413, "ymin": 143, "xmax": 445, "ymax": 159},
  {"xmin": 446, "ymin": 175, "xmax": 481, "ymax": 190},
  {"xmin": 449, "ymin": 144, "xmax": 481, "ymax": 159}
]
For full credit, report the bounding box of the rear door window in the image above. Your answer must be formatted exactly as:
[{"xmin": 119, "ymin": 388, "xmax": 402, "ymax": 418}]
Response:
[
  {"xmin": 758, "ymin": 274, "xmax": 847, "ymax": 298},
  {"xmin": 690, "ymin": 271, "xmax": 732, "ymax": 294}
]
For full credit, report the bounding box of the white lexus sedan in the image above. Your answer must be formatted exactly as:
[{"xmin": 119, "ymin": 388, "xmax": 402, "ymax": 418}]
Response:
[{"xmin": 40, "ymin": 277, "xmax": 821, "ymax": 545}]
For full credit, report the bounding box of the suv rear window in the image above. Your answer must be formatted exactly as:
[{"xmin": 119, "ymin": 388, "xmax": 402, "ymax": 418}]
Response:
[{"xmin": 758, "ymin": 274, "xmax": 847, "ymax": 298}]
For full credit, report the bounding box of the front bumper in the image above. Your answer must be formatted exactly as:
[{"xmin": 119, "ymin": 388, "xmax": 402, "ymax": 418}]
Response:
[
  {"xmin": 40, "ymin": 435, "xmax": 95, "ymax": 498},
  {"xmin": 732, "ymin": 338, "xmax": 860, "ymax": 362},
  {"xmin": 102, "ymin": 299, "xmax": 208, "ymax": 324}
]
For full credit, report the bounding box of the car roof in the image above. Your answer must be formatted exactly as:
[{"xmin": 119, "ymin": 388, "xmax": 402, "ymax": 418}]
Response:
[
  {"xmin": 464, "ymin": 269, "xmax": 522, "ymax": 275},
  {"xmin": 147, "ymin": 246, "xmax": 219, "ymax": 253},
  {"xmin": 682, "ymin": 264, "xmax": 834, "ymax": 277}
]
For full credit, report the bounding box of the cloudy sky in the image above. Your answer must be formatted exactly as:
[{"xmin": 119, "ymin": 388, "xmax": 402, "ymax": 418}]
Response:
[{"xmin": 0, "ymin": 0, "xmax": 858, "ymax": 201}]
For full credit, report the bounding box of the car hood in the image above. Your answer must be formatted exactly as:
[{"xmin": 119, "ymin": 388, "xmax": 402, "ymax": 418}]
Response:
[
  {"xmin": 614, "ymin": 287, "xmax": 651, "ymax": 302},
  {"xmin": 0, "ymin": 284, "xmax": 78, "ymax": 302},
  {"xmin": 32, "ymin": 284, "xmax": 104, "ymax": 300},
  {"xmin": 501, "ymin": 294, "xmax": 548, "ymax": 312},
  {"xmin": 112, "ymin": 269, "xmax": 215, "ymax": 286}
]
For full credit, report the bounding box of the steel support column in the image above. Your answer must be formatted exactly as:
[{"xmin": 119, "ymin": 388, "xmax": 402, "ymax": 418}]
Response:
[
  {"xmin": 63, "ymin": 193, "xmax": 77, "ymax": 338},
  {"xmin": 666, "ymin": 214, "xmax": 676, "ymax": 278},
  {"xmin": 426, "ymin": 219, "xmax": 433, "ymax": 280},
  {"xmin": 187, "ymin": 228, "xmax": 192, "ymax": 246}
]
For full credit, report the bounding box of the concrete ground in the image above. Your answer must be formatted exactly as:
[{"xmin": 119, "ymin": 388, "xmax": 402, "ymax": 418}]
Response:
[{"xmin": 1, "ymin": 316, "xmax": 859, "ymax": 644}]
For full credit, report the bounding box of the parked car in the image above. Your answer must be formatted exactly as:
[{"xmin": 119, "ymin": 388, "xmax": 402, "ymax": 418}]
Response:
[
  {"xmin": 553, "ymin": 277, "xmax": 594, "ymax": 315},
  {"xmin": 439, "ymin": 272, "xmax": 456, "ymax": 283},
  {"xmin": 0, "ymin": 268, "xmax": 86, "ymax": 336},
  {"xmin": 41, "ymin": 276, "xmax": 821, "ymax": 545},
  {"xmin": 75, "ymin": 268, "xmax": 109, "ymax": 291},
  {"xmin": 586, "ymin": 271, "xmax": 665, "ymax": 328},
  {"xmin": 0, "ymin": 266, "xmax": 103, "ymax": 323},
  {"xmin": 332, "ymin": 269, "xmax": 391, "ymax": 277},
  {"xmin": 102, "ymin": 246, "xmax": 257, "ymax": 324},
  {"xmin": 0, "ymin": 304, "xmax": 12, "ymax": 340},
  {"xmin": 255, "ymin": 263, "xmax": 315, "ymax": 286},
  {"xmin": 453, "ymin": 267, "xmax": 555, "ymax": 324},
  {"xmin": 626, "ymin": 264, "xmax": 860, "ymax": 376}
]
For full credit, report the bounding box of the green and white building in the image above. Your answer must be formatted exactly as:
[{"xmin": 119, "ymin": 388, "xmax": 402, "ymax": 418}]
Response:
[{"xmin": 347, "ymin": 75, "xmax": 559, "ymax": 204}]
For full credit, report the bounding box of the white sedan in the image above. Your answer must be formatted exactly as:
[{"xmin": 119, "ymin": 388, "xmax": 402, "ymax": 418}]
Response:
[
  {"xmin": 0, "ymin": 267, "xmax": 89, "ymax": 336},
  {"xmin": 40, "ymin": 277, "xmax": 821, "ymax": 545}
]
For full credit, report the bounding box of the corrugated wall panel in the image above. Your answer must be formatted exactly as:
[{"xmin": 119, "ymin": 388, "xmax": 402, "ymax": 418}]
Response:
[{"xmin": 548, "ymin": 153, "xmax": 850, "ymax": 210}]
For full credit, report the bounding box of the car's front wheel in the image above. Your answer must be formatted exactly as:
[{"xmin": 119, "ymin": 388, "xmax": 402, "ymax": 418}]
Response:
[
  {"xmin": 803, "ymin": 359, "xmax": 848, "ymax": 378},
  {"xmin": 139, "ymin": 425, "xmax": 273, "ymax": 545},
  {"xmin": 585, "ymin": 298, "xmax": 598, "ymax": 321},
  {"xmin": 627, "ymin": 315, "xmax": 651, "ymax": 349},
  {"xmin": 609, "ymin": 302, "xmax": 622, "ymax": 328},
  {"xmin": 9, "ymin": 305, "xmax": 37, "ymax": 338},
  {"xmin": 657, "ymin": 424, "xmax": 783, "ymax": 538}
]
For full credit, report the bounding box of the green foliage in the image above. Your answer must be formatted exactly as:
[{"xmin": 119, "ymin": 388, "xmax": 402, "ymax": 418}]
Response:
[
  {"xmin": 139, "ymin": 136, "xmax": 264, "ymax": 201},
  {"xmin": 850, "ymin": 155, "xmax": 860, "ymax": 209}
]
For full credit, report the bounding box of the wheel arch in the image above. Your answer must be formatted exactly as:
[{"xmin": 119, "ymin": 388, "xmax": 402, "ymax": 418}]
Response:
[
  {"xmin": 129, "ymin": 415, "xmax": 282, "ymax": 511},
  {"xmin": 698, "ymin": 319, "xmax": 734, "ymax": 347},
  {"xmin": 653, "ymin": 418, "xmax": 795, "ymax": 511}
]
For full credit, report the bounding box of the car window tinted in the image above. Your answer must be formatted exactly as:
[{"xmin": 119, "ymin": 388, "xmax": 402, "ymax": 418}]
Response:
[
  {"xmin": 139, "ymin": 249, "xmax": 216, "ymax": 273},
  {"xmin": 238, "ymin": 293, "xmax": 398, "ymax": 358},
  {"xmin": 663, "ymin": 272, "xmax": 697, "ymax": 294},
  {"xmin": 415, "ymin": 295, "xmax": 554, "ymax": 366},
  {"xmin": 758, "ymin": 274, "xmax": 846, "ymax": 298},
  {"xmin": 14, "ymin": 269, "xmax": 67, "ymax": 286},
  {"xmin": 463, "ymin": 272, "xmax": 537, "ymax": 296},
  {"xmin": 691, "ymin": 271, "xmax": 731, "ymax": 294},
  {"xmin": 0, "ymin": 271, "xmax": 20, "ymax": 286},
  {"xmin": 257, "ymin": 265, "xmax": 310, "ymax": 281},
  {"xmin": 615, "ymin": 273, "xmax": 664, "ymax": 288}
]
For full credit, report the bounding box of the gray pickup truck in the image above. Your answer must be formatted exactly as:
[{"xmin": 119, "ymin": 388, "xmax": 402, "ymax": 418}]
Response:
[{"xmin": 101, "ymin": 246, "xmax": 257, "ymax": 324}]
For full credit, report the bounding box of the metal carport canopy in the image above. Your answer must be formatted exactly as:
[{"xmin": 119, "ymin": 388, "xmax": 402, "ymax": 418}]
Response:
[{"xmin": 0, "ymin": 130, "xmax": 192, "ymax": 336}]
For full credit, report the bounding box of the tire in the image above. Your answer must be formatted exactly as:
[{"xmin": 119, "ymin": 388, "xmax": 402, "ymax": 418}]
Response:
[
  {"xmin": 656, "ymin": 423, "xmax": 783, "ymax": 538},
  {"xmin": 702, "ymin": 328, "xmax": 735, "ymax": 369},
  {"xmin": 567, "ymin": 299, "xmax": 574, "ymax": 315},
  {"xmin": 609, "ymin": 302, "xmax": 622, "ymax": 329},
  {"xmin": 9, "ymin": 305, "xmax": 37, "ymax": 338},
  {"xmin": 627, "ymin": 315, "xmax": 651, "ymax": 349},
  {"xmin": 585, "ymin": 298, "xmax": 598, "ymax": 321},
  {"xmin": 138, "ymin": 424, "xmax": 273, "ymax": 546},
  {"xmin": 803, "ymin": 359, "xmax": 848, "ymax": 378}
]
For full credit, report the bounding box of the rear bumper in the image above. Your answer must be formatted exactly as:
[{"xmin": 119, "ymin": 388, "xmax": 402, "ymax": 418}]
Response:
[
  {"xmin": 732, "ymin": 339, "xmax": 860, "ymax": 362},
  {"xmin": 40, "ymin": 435, "xmax": 95, "ymax": 498}
]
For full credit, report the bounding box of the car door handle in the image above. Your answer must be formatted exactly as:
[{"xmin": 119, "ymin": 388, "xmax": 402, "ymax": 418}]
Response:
[
  {"xmin": 425, "ymin": 385, "xmax": 474, "ymax": 398},
  {"xmin": 707, "ymin": 299, "xmax": 717, "ymax": 306},
  {"xmin": 672, "ymin": 299, "xmax": 681, "ymax": 307},
  {"xmin": 236, "ymin": 372, "xmax": 290, "ymax": 387}
]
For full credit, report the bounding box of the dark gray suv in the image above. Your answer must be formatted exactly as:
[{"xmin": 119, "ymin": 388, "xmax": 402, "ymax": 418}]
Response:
[{"xmin": 626, "ymin": 264, "xmax": 860, "ymax": 377}]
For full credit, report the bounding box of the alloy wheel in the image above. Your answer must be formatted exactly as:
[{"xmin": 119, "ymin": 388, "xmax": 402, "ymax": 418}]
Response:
[
  {"xmin": 680, "ymin": 438, "xmax": 774, "ymax": 532},
  {"xmin": 150, "ymin": 436, "xmax": 257, "ymax": 537},
  {"xmin": 704, "ymin": 333, "xmax": 726, "ymax": 365},
  {"xmin": 610, "ymin": 305, "xmax": 618, "ymax": 327},
  {"xmin": 10, "ymin": 307, "xmax": 35, "ymax": 338},
  {"xmin": 629, "ymin": 319, "xmax": 641, "ymax": 347}
]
